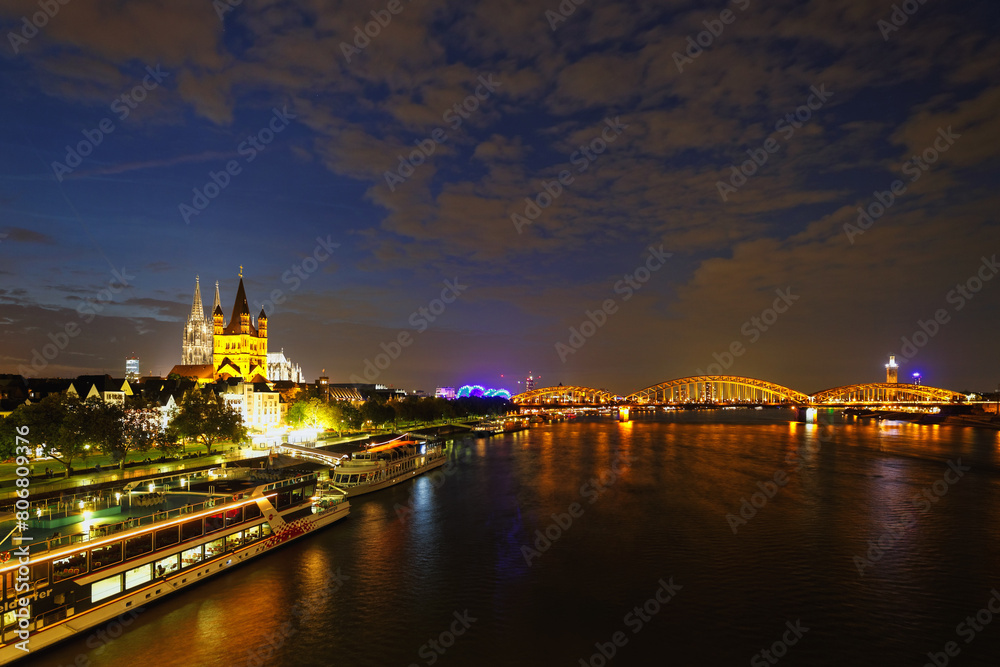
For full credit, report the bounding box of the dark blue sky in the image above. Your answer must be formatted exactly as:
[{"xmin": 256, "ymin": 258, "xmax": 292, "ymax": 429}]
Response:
[{"xmin": 1, "ymin": 0, "xmax": 998, "ymax": 395}]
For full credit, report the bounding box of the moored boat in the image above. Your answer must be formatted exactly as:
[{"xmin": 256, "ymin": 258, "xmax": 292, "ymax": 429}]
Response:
[
  {"xmin": 0, "ymin": 469, "xmax": 348, "ymax": 664},
  {"xmin": 330, "ymin": 434, "xmax": 446, "ymax": 497}
]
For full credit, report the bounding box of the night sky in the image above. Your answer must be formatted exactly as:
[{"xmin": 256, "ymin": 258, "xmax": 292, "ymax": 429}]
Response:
[{"xmin": 1, "ymin": 0, "xmax": 998, "ymax": 395}]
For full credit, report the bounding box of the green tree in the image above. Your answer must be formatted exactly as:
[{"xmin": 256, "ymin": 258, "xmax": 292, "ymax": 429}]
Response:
[
  {"xmin": 0, "ymin": 394, "xmax": 94, "ymax": 478},
  {"xmin": 169, "ymin": 389, "xmax": 247, "ymax": 454},
  {"xmin": 91, "ymin": 400, "xmax": 164, "ymax": 470},
  {"xmin": 285, "ymin": 397, "xmax": 336, "ymax": 430}
]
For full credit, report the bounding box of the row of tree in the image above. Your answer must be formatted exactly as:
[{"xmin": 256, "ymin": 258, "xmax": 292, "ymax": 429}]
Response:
[
  {"xmin": 284, "ymin": 393, "xmax": 514, "ymax": 431},
  {"xmin": 0, "ymin": 389, "xmax": 513, "ymax": 479},
  {"xmin": 0, "ymin": 390, "xmax": 247, "ymax": 477}
]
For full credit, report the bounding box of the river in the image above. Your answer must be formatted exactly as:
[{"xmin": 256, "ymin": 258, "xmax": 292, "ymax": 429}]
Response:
[{"xmin": 41, "ymin": 410, "xmax": 1000, "ymax": 666}]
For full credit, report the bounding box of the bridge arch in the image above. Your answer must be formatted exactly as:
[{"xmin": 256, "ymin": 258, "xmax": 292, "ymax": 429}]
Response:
[
  {"xmin": 809, "ymin": 383, "xmax": 966, "ymax": 404},
  {"xmin": 512, "ymin": 386, "xmax": 617, "ymax": 404},
  {"xmin": 627, "ymin": 376, "xmax": 810, "ymax": 404}
]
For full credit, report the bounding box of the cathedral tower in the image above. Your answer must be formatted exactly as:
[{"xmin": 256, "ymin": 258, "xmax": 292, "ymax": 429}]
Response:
[
  {"xmin": 212, "ymin": 269, "xmax": 268, "ymax": 381},
  {"xmin": 182, "ymin": 276, "xmax": 213, "ymax": 365}
]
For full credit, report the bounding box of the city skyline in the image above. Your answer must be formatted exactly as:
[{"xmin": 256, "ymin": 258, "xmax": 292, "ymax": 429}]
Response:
[{"xmin": 1, "ymin": 0, "xmax": 998, "ymax": 393}]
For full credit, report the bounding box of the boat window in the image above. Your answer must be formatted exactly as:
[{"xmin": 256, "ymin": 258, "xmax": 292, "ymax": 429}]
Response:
[
  {"xmin": 205, "ymin": 537, "xmax": 226, "ymax": 559},
  {"xmin": 302, "ymin": 485, "xmax": 314, "ymax": 497},
  {"xmin": 2, "ymin": 608, "xmax": 19, "ymax": 633},
  {"xmin": 181, "ymin": 518, "xmax": 202, "ymax": 542},
  {"xmin": 226, "ymin": 532, "xmax": 243, "ymax": 551},
  {"xmin": 91, "ymin": 542, "xmax": 122, "ymax": 571},
  {"xmin": 124, "ymin": 564, "xmax": 151, "ymax": 590},
  {"xmin": 91, "ymin": 574, "xmax": 122, "ymax": 603},
  {"xmin": 260, "ymin": 523, "xmax": 272, "ymax": 538},
  {"xmin": 349, "ymin": 475, "xmax": 359, "ymax": 483},
  {"xmin": 32, "ymin": 562, "xmax": 49, "ymax": 588},
  {"xmin": 275, "ymin": 491, "xmax": 291, "ymax": 509},
  {"xmin": 155, "ymin": 555, "xmax": 179, "ymax": 578},
  {"xmin": 205, "ymin": 512, "xmax": 226, "ymax": 534},
  {"xmin": 124, "ymin": 533, "xmax": 153, "ymax": 559},
  {"xmin": 181, "ymin": 546, "xmax": 203, "ymax": 569},
  {"xmin": 291, "ymin": 488, "xmax": 303, "ymax": 504},
  {"xmin": 155, "ymin": 525, "xmax": 179, "ymax": 550},
  {"xmin": 225, "ymin": 506, "xmax": 243, "ymax": 527},
  {"xmin": 245, "ymin": 503, "xmax": 262, "ymax": 521},
  {"xmin": 4, "ymin": 571, "xmax": 14, "ymax": 600},
  {"xmin": 245, "ymin": 524, "xmax": 261, "ymax": 543},
  {"xmin": 52, "ymin": 551, "xmax": 87, "ymax": 582}
]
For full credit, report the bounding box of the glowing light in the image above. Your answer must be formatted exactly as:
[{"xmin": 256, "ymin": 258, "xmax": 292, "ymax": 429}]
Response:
[
  {"xmin": 148, "ymin": 483, "xmax": 155, "ymax": 493},
  {"xmin": 82, "ymin": 510, "xmax": 93, "ymax": 520}
]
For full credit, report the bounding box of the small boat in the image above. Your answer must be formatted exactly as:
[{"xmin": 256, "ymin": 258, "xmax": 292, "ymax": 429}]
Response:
[{"xmin": 329, "ymin": 434, "xmax": 446, "ymax": 497}]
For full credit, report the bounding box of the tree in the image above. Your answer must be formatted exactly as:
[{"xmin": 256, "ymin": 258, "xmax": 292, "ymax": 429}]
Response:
[
  {"xmin": 0, "ymin": 394, "xmax": 94, "ymax": 478},
  {"xmin": 285, "ymin": 397, "xmax": 336, "ymax": 430},
  {"xmin": 169, "ymin": 389, "xmax": 247, "ymax": 454},
  {"xmin": 90, "ymin": 400, "xmax": 164, "ymax": 470}
]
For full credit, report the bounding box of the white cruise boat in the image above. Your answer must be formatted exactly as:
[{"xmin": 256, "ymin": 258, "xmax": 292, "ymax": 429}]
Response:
[
  {"xmin": 330, "ymin": 434, "xmax": 446, "ymax": 497},
  {"xmin": 0, "ymin": 469, "xmax": 348, "ymax": 664}
]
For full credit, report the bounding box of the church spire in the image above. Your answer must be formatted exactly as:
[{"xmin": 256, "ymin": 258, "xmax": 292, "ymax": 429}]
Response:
[
  {"xmin": 190, "ymin": 276, "xmax": 206, "ymax": 322},
  {"xmin": 213, "ymin": 280, "xmax": 221, "ymax": 314}
]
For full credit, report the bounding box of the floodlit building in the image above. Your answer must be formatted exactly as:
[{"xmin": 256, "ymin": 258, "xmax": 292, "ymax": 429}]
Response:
[
  {"xmin": 182, "ymin": 277, "xmax": 214, "ymax": 365},
  {"xmin": 267, "ymin": 349, "xmax": 304, "ymax": 383},
  {"xmin": 213, "ymin": 271, "xmax": 268, "ymax": 382},
  {"xmin": 885, "ymin": 355, "xmax": 899, "ymax": 383},
  {"xmin": 125, "ymin": 356, "xmax": 140, "ymax": 381}
]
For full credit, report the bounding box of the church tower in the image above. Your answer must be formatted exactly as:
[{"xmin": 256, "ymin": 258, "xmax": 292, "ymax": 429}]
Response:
[
  {"xmin": 212, "ymin": 268, "xmax": 268, "ymax": 381},
  {"xmin": 182, "ymin": 276, "xmax": 212, "ymax": 365}
]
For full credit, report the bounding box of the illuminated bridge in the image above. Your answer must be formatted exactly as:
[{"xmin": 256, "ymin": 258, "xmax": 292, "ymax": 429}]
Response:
[{"xmin": 511, "ymin": 376, "xmax": 967, "ymax": 407}]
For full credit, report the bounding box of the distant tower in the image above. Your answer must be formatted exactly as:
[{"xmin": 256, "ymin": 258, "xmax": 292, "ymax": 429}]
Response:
[
  {"xmin": 182, "ymin": 276, "xmax": 213, "ymax": 365},
  {"xmin": 125, "ymin": 356, "xmax": 140, "ymax": 381},
  {"xmin": 525, "ymin": 374, "xmax": 536, "ymax": 392},
  {"xmin": 885, "ymin": 355, "xmax": 899, "ymax": 383}
]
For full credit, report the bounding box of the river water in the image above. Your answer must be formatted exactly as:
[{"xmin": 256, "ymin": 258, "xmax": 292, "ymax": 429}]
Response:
[{"xmin": 42, "ymin": 410, "xmax": 1000, "ymax": 666}]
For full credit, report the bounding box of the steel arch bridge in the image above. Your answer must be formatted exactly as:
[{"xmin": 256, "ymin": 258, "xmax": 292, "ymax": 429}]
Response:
[
  {"xmin": 810, "ymin": 383, "xmax": 965, "ymax": 404},
  {"xmin": 627, "ymin": 376, "xmax": 810, "ymax": 404},
  {"xmin": 512, "ymin": 386, "xmax": 618, "ymax": 404}
]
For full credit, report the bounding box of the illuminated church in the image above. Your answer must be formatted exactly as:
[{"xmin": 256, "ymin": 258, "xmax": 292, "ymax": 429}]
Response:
[
  {"xmin": 176, "ymin": 270, "xmax": 268, "ymax": 382},
  {"xmin": 180, "ymin": 276, "xmax": 217, "ymax": 365},
  {"xmin": 213, "ymin": 269, "xmax": 268, "ymax": 382}
]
